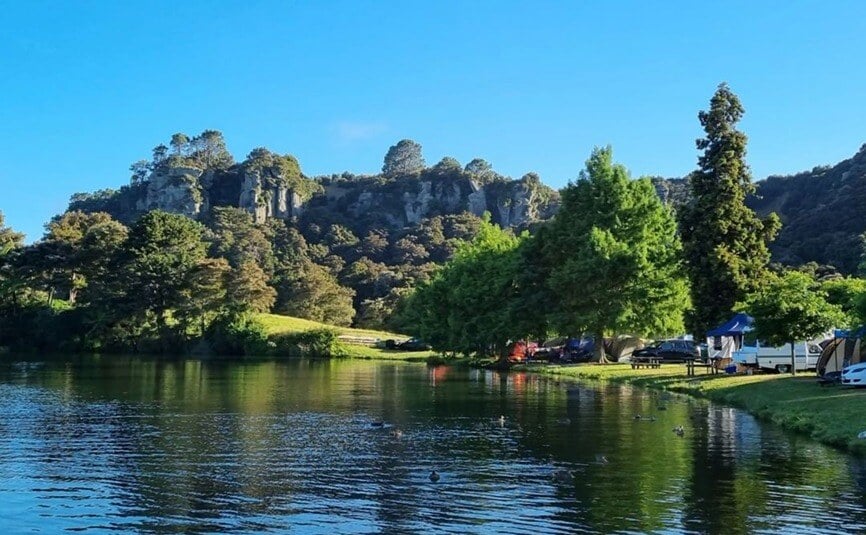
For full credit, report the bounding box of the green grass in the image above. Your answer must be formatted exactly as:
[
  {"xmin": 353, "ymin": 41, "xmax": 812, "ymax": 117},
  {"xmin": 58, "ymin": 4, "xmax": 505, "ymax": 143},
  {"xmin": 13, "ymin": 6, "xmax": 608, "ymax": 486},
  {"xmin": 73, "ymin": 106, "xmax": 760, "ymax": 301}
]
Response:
[
  {"xmin": 517, "ymin": 362, "xmax": 866, "ymax": 455},
  {"xmin": 256, "ymin": 313, "xmax": 409, "ymax": 340},
  {"xmin": 254, "ymin": 313, "xmax": 437, "ymax": 361}
]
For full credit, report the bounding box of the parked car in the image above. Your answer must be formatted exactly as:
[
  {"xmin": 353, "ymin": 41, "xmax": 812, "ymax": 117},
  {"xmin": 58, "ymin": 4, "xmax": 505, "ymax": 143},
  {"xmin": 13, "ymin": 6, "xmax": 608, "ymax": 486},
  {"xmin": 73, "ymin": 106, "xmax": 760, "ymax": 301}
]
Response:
[
  {"xmin": 397, "ymin": 338, "xmax": 431, "ymax": 351},
  {"xmin": 632, "ymin": 339, "xmax": 700, "ymax": 362},
  {"xmin": 841, "ymin": 363, "xmax": 866, "ymax": 386}
]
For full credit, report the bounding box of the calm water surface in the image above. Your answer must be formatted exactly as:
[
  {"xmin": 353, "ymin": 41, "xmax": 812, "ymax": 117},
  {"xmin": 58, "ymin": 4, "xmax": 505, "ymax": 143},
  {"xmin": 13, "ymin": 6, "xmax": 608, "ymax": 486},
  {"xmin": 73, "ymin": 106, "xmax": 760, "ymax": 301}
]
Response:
[{"xmin": 0, "ymin": 356, "xmax": 865, "ymax": 534}]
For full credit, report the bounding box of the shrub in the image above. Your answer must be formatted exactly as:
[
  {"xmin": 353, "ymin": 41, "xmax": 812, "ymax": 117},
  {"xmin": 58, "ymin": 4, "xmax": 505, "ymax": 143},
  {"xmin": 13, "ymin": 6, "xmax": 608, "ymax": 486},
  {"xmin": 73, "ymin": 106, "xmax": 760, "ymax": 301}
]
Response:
[
  {"xmin": 271, "ymin": 328, "xmax": 347, "ymax": 358},
  {"xmin": 206, "ymin": 314, "xmax": 270, "ymax": 356}
]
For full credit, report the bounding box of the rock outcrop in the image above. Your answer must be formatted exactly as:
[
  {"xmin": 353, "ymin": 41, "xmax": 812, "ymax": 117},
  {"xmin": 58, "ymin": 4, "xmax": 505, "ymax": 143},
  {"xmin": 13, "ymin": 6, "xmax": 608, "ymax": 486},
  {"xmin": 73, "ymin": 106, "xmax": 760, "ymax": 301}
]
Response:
[
  {"xmin": 136, "ymin": 165, "xmax": 204, "ymax": 217},
  {"xmin": 238, "ymin": 168, "xmax": 304, "ymax": 223},
  {"xmin": 69, "ymin": 156, "xmax": 560, "ymax": 235}
]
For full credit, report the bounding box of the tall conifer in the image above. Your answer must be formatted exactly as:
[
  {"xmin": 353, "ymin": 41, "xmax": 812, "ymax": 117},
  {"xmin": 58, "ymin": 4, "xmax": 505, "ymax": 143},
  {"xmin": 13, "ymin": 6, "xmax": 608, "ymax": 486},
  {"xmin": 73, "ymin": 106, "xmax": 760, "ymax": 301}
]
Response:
[{"xmin": 679, "ymin": 83, "xmax": 780, "ymax": 337}]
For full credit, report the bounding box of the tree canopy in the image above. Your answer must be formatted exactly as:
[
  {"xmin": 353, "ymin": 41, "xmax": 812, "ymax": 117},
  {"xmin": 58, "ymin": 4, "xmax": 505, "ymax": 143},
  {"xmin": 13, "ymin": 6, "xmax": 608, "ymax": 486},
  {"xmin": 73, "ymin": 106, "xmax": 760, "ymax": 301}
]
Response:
[
  {"xmin": 747, "ymin": 271, "xmax": 843, "ymax": 374},
  {"xmin": 543, "ymin": 147, "xmax": 689, "ymax": 360},
  {"xmin": 382, "ymin": 139, "xmax": 425, "ymax": 176}
]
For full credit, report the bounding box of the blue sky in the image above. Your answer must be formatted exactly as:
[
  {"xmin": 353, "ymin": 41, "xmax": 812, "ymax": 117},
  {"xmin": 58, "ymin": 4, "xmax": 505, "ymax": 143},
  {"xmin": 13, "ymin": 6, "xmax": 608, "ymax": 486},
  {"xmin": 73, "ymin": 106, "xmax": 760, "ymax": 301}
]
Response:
[{"xmin": 2, "ymin": 0, "xmax": 866, "ymax": 240}]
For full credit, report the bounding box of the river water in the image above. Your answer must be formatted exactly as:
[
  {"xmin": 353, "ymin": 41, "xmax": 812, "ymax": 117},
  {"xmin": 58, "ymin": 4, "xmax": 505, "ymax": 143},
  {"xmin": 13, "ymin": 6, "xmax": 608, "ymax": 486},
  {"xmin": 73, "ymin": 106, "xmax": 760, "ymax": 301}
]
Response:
[{"xmin": 0, "ymin": 356, "xmax": 864, "ymax": 534}]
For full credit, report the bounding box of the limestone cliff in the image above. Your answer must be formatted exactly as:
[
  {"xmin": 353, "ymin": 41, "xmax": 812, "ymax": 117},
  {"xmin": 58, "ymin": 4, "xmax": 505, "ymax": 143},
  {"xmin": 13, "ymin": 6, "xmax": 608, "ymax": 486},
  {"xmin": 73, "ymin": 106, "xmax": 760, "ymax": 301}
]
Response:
[{"xmin": 68, "ymin": 152, "xmax": 559, "ymax": 234}]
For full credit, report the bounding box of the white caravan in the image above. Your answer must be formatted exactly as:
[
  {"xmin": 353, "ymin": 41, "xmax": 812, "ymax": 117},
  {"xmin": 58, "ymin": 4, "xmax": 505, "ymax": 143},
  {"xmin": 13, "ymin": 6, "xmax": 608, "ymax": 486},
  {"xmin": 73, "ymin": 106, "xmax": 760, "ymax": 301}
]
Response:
[{"xmin": 732, "ymin": 338, "xmax": 824, "ymax": 373}]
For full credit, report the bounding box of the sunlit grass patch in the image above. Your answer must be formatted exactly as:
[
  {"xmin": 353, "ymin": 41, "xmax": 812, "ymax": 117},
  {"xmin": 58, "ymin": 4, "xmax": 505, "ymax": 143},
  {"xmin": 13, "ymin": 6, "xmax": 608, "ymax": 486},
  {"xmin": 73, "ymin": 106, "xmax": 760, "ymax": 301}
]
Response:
[
  {"xmin": 255, "ymin": 313, "xmax": 437, "ymax": 361},
  {"xmin": 521, "ymin": 362, "xmax": 866, "ymax": 455}
]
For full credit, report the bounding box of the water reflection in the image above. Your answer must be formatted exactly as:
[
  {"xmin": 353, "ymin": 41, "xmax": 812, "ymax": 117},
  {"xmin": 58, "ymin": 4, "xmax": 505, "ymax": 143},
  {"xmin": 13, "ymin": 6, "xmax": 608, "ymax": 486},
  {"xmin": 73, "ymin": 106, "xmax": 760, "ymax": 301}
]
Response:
[{"xmin": 0, "ymin": 356, "xmax": 863, "ymax": 533}]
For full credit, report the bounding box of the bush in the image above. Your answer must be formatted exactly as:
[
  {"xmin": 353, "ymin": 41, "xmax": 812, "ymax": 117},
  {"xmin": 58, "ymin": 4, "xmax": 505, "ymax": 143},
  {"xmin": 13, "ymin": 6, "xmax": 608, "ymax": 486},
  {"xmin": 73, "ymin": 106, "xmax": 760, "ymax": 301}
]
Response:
[
  {"xmin": 206, "ymin": 314, "xmax": 270, "ymax": 356},
  {"xmin": 271, "ymin": 328, "xmax": 347, "ymax": 358}
]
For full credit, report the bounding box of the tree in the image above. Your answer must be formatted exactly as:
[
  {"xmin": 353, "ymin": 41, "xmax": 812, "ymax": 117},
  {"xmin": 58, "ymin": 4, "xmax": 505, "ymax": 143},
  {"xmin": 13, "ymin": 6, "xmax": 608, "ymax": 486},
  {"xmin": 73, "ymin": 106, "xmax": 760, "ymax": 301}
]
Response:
[
  {"xmin": 207, "ymin": 207, "xmax": 275, "ymax": 273},
  {"xmin": 189, "ymin": 130, "xmax": 233, "ymax": 169},
  {"xmin": 23, "ymin": 211, "xmax": 123, "ymax": 303},
  {"xmin": 464, "ymin": 158, "xmax": 493, "ymax": 176},
  {"xmin": 129, "ymin": 160, "xmax": 151, "ymax": 185},
  {"xmin": 391, "ymin": 236, "xmax": 429, "ymax": 265},
  {"xmin": 382, "ymin": 139, "xmax": 425, "ymax": 176},
  {"xmin": 226, "ymin": 261, "xmax": 276, "ymax": 314},
  {"xmin": 747, "ymin": 271, "xmax": 843, "ymax": 375},
  {"xmin": 113, "ymin": 211, "xmax": 208, "ymax": 345},
  {"xmin": 0, "ymin": 212, "xmax": 25, "ymax": 308},
  {"xmin": 543, "ymin": 147, "xmax": 690, "ymax": 361},
  {"xmin": 152, "ymin": 144, "xmax": 169, "ymax": 164},
  {"xmin": 430, "ymin": 157, "xmax": 461, "ymax": 176},
  {"xmin": 404, "ymin": 216, "xmax": 524, "ymax": 360},
  {"xmin": 170, "ymin": 133, "xmax": 190, "ymax": 155},
  {"xmin": 177, "ymin": 257, "xmax": 230, "ymax": 334},
  {"xmin": 0, "ymin": 211, "xmax": 24, "ymax": 256},
  {"xmin": 679, "ymin": 83, "xmax": 780, "ymax": 337},
  {"xmin": 278, "ymin": 260, "xmax": 355, "ymax": 326},
  {"xmin": 821, "ymin": 277, "xmax": 866, "ymax": 329}
]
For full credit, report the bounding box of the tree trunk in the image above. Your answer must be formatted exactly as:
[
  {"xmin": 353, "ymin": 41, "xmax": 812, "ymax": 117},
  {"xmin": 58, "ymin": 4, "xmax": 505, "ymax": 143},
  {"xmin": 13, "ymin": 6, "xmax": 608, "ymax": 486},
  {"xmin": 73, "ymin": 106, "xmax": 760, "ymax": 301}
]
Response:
[
  {"xmin": 790, "ymin": 339, "xmax": 796, "ymax": 376},
  {"xmin": 593, "ymin": 331, "xmax": 609, "ymax": 364}
]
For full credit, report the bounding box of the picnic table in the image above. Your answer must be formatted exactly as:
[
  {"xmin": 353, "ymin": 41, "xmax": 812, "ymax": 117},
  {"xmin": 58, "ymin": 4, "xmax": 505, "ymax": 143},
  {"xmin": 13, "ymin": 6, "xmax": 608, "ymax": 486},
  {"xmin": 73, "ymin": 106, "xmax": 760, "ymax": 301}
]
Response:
[{"xmin": 684, "ymin": 357, "xmax": 720, "ymax": 377}]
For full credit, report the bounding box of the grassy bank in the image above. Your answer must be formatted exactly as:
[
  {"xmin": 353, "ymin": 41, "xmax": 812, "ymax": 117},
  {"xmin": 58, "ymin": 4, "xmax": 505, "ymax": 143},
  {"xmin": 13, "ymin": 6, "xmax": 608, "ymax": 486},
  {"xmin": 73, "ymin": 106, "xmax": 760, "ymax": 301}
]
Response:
[
  {"xmin": 254, "ymin": 313, "xmax": 438, "ymax": 362},
  {"xmin": 516, "ymin": 362, "xmax": 866, "ymax": 455}
]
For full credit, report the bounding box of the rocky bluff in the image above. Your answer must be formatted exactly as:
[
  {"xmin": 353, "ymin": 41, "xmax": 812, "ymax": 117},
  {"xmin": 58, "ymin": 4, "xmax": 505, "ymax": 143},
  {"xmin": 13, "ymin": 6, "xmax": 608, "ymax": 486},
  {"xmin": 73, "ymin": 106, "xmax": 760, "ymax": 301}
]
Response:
[{"xmin": 69, "ymin": 138, "xmax": 560, "ymax": 235}]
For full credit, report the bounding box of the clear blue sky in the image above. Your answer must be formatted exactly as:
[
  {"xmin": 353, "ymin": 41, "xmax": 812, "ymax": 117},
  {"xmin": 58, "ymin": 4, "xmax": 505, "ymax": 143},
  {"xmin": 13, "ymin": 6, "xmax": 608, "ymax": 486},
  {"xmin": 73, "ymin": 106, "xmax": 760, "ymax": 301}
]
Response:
[{"xmin": 2, "ymin": 0, "xmax": 865, "ymax": 241}]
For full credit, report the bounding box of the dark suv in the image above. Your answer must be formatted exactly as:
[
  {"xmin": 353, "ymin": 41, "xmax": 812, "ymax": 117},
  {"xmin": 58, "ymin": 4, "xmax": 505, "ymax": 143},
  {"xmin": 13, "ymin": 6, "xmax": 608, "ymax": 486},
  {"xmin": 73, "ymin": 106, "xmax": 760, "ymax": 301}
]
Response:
[{"xmin": 632, "ymin": 340, "xmax": 701, "ymax": 362}]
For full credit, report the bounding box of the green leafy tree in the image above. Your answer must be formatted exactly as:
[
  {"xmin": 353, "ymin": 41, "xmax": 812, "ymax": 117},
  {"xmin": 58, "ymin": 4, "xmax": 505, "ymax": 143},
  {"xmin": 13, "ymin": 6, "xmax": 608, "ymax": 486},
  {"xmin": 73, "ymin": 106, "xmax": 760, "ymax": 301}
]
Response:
[
  {"xmin": 0, "ymin": 212, "xmax": 26, "ymax": 310},
  {"xmin": 177, "ymin": 257, "xmax": 231, "ymax": 334},
  {"xmin": 42, "ymin": 211, "xmax": 122, "ymax": 302},
  {"xmin": 747, "ymin": 271, "xmax": 843, "ymax": 375},
  {"xmin": 543, "ymin": 147, "xmax": 689, "ymax": 361},
  {"xmin": 207, "ymin": 207, "xmax": 275, "ymax": 273},
  {"xmin": 430, "ymin": 157, "xmax": 462, "ymax": 176},
  {"xmin": 170, "ymin": 133, "xmax": 190, "ymax": 155},
  {"xmin": 464, "ymin": 158, "xmax": 497, "ymax": 182},
  {"xmin": 382, "ymin": 139, "xmax": 425, "ymax": 177},
  {"xmin": 189, "ymin": 130, "xmax": 233, "ymax": 169},
  {"xmin": 129, "ymin": 160, "xmax": 151, "ymax": 185},
  {"xmin": 0, "ymin": 211, "xmax": 24, "ymax": 257},
  {"xmin": 226, "ymin": 261, "xmax": 276, "ymax": 314},
  {"xmin": 279, "ymin": 260, "xmax": 356, "ymax": 326},
  {"xmin": 405, "ymin": 216, "xmax": 524, "ymax": 360},
  {"xmin": 821, "ymin": 277, "xmax": 866, "ymax": 329},
  {"xmin": 679, "ymin": 83, "xmax": 780, "ymax": 337},
  {"xmin": 113, "ymin": 211, "xmax": 208, "ymax": 344}
]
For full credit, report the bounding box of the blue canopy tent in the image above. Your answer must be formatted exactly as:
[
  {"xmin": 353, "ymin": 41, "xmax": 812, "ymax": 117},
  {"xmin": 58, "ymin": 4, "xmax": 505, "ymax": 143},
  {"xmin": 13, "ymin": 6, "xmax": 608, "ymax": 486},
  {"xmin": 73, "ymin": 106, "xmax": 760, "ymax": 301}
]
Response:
[{"xmin": 706, "ymin": 313, "xmax": 754, "ymax": 360}]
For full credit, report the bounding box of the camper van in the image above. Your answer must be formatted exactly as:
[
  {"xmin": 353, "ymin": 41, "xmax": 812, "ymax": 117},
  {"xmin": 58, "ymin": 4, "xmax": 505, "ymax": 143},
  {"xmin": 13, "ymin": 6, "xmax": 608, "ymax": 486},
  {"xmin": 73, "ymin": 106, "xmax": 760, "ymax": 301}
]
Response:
[{"xmin": 732, "ymin": 337, "xmax": 824, "ymax": 373}]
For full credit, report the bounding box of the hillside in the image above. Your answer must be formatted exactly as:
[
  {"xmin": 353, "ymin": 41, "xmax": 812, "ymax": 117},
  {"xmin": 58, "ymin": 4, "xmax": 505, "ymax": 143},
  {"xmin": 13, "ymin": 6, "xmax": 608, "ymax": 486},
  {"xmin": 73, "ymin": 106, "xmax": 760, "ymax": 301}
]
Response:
[
  {"xmin": 748, "ymin": 144, "xmax": 866, "ymax": 273},
  {"xmin": 649, "ymin": 146, "xmax": 866, "ymax": 274}
]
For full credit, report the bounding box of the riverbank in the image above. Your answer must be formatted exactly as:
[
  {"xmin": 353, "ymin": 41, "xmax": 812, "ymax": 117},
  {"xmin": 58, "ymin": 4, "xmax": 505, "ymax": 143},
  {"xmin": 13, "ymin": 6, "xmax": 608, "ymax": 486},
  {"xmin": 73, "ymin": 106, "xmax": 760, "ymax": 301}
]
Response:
[{"xmin": 513, "ymin": 362, "xmax": 866, "ymax": 455}]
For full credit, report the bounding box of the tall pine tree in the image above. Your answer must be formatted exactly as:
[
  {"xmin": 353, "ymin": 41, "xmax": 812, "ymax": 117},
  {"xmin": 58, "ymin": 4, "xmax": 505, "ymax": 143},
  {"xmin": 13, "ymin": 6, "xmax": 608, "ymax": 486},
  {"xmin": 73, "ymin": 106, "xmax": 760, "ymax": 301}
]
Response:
[{"xmin": 679, "ymin": 83, "xmax": 780, "ymax": 337}]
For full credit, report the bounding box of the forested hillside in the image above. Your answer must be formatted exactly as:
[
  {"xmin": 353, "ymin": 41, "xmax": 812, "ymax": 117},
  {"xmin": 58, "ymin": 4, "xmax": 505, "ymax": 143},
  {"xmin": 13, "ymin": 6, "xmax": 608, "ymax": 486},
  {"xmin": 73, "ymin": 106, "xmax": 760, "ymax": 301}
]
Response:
[
  {"xmin": 650, "ymin": 145, "xmax": 866, "ymax": 275},
  {"xmin": 748, "ymin": 144, "xmax": 866, "ymax": 273}
]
